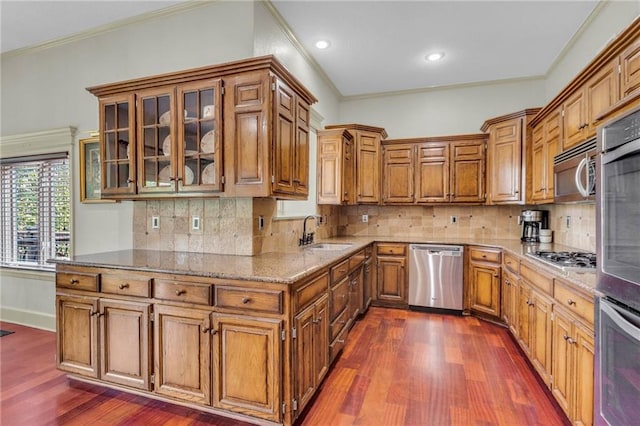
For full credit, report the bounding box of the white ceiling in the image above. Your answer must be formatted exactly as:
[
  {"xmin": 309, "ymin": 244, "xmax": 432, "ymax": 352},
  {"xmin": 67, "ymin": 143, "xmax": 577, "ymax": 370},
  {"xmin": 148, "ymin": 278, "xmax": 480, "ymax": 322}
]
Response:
[{"xmin": 1, "ymin": 0, "xmax": 599, "ymax": 97}]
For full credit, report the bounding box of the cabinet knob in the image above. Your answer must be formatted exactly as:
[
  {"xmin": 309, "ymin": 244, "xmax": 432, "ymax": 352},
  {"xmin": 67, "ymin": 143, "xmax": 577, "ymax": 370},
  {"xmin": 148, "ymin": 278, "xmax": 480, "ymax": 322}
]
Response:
[
  {"xmin": 169, "ymin": 176, "xmax": 177, "ymax": 182},
  {"xmin": 119, "ymin": 283, "xmax": 129, "ymax": 290},
  {"xmin": 514, "ymin": 191, "xmax": 519, "ymax": 195},
  {"xmin": 241, "ymin": 297, "xmax": 251, "ymax": 304},
  {"xmin": 202, "ymin": 327, "xmax": 210, "ymax": 334},
  {"xmin": 482, "ymin": 255, "xmax": 487, "ymax": 258},
  {"xmin": 493, "ymin": 274, "xmax": 499, "ymax": 278},
  {"xmin": 567, "ymin": 299, "xmax": 576, "ymax": 306},
  {"xmin": 175, "ymin": 289, "xmax": 186, "ymax": 296},
  {"xmin": 563, "ymin": 334, "xmax": 576, "ymax": 344},
  {"xmin": 313, "ymin": 316, "xmax": 323, "ymax": 324},
  {"xmin": 127, "ymin": 178, "xmax": 135, "ymax": 184},
  {"xmin": 69, "ymin": 278, "xmax": 79, "ymax": 285}
]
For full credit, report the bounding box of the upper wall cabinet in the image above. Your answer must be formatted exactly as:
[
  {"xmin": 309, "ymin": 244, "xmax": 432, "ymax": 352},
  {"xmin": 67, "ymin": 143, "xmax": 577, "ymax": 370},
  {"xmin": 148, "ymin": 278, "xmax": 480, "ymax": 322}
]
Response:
[
  {"xmin": 87, "ymin": 56, "xmax": 317, "ymax": 200},
  {"xmin": 481, "ymin": 109, "xmax": 540, "ymax": 205},
  {"xmin": 317, "ymin": 124, "xmax": 387, "ymax": 205},
  {"xmin": 381, "ymin": 134, "xmax": 486, "ymax": 205},
  {"xmin": 531, "ymin": 17, "xmax": 640, "ymax": 155}
]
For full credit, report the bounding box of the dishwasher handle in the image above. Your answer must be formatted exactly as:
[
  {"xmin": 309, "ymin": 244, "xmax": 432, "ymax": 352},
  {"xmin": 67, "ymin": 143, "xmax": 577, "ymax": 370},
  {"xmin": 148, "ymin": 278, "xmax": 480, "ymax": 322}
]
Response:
[{"xmin": 410, "ymin": 245, "xmax": 463, "ymax": 256}]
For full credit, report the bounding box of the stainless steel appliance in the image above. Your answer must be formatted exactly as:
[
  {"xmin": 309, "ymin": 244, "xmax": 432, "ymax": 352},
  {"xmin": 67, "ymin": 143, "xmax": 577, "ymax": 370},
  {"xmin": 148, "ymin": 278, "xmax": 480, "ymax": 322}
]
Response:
[
  {"xmin": 595, "ymin": 105, "xmax": 640, "ymax": 425},
  {"xmin": 527, "ymin": 250, "xmax": 596, "ymax": 272},
  {"xmin": 520, "ymin": 209, "xmax": 548, "ymax": 242},
  {"xmin": 409, "ymin": 244, "xmax": 463, "ymax": 311},
  {"xmin": 554, "ymin": 138, "xmax": 597, "ymax": 203}
]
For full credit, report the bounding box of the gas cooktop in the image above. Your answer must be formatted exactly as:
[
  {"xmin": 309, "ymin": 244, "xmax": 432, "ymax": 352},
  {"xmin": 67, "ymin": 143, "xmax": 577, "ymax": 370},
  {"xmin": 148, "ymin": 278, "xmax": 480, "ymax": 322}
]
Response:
[{"xmin": 528, "ymin": 251, "xmax": 597, "ymax": 272}]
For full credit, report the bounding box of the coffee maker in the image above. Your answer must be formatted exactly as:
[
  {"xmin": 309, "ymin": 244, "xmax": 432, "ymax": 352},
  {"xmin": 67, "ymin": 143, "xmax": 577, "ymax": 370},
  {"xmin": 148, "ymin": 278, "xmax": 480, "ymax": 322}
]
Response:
[{"xmin": 520, "ymin": 210, "xmax": 548, "ymax": 243}]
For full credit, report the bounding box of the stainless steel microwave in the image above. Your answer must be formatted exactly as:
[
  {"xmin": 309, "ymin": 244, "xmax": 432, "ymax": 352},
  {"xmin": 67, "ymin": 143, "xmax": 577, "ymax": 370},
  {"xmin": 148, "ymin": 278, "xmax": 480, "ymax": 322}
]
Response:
[{"xmin": 553, "ymin": 138, "xmax": 597, "ymax": 203}]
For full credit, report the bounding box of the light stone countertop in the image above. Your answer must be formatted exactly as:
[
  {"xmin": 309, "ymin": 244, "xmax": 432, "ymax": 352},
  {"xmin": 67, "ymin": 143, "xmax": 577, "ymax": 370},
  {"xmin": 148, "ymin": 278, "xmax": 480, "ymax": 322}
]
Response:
[{"xmin": 52, "ymin": 236, "xmax": 598, "ymax": 294}]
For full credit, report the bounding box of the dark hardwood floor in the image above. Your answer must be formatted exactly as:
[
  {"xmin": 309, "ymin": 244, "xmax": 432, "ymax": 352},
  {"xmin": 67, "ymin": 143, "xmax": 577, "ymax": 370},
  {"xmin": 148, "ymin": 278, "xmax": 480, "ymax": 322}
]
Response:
[{"xmin": 0, "ymin": 309, "xmax": 568, "ymax": 425}]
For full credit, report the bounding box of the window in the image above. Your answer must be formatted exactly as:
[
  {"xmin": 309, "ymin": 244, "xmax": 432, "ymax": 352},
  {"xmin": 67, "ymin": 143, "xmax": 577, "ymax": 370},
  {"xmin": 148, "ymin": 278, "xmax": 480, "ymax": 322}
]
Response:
[{"xmin": 1, "ymin": 153, "xmax": 71, "ymax": 269}]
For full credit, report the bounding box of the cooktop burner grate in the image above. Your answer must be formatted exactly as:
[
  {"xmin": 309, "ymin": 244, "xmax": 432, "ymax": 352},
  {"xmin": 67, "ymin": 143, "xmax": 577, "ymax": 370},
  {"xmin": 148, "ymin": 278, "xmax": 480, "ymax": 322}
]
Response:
[{"xmin": 529, "ymin": 251, "xmax": 596, "ymax": 271}]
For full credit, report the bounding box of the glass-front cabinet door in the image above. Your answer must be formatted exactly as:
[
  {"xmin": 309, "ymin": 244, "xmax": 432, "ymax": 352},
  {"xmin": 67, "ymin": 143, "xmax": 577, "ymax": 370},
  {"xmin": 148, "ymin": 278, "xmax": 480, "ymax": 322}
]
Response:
[
  {"xmin": 100, "ymin": 94, "xmax": 136, "ymax": 196},
  {"xmin": 177, "ymin": 79, "xmax": 223, "ymax": 193},
  {"xmin": 137, "ymin": 87, "xmax": 175, "ymax": 194}
]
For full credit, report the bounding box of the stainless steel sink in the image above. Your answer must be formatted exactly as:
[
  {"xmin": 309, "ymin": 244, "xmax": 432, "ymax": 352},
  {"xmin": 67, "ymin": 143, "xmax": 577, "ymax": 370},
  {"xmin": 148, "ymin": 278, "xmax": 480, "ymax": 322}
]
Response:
[{"xmin": 304, "ymin": 243, "xmax": 353, "ymax": 251}]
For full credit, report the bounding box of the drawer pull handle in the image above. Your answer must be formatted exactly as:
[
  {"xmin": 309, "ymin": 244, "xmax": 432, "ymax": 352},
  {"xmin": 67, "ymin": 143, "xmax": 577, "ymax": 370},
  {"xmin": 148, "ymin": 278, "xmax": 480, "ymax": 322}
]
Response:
[
  {"xmin": 119, "ymin": 283, "xmax": 129, "ymax": 290},
  {"xmin": 175, "ymin": 290, "xmax": 186, "ymax": 296},
  {"xmin": 336, "ymin": 339, "xmax": 345, "ymax": 344},
  {"xmin": 70, "ymin": 279, "xmax": 79, "ymax": 285},
  {"xmin": 567, "ymin": 299, "xmax": 576, "ymax": 306},
  {"xmin": 241, "ymin": 297, "xmax": 251, "ymax": 304}
]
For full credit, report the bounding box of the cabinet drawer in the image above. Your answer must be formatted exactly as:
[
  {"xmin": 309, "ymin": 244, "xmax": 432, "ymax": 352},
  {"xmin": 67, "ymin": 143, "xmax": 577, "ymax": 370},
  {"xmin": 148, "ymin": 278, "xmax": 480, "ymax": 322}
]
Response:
[
  {"xmin": 330, "ymin": 324, "xmax": 348, "ymax": 362},
  {"xmin": 56, "ymin": 271, "xmax": 99, "ymax": 291},
  {"xmin": 376, "ymin": 243, "xmax": 406, "ymax": 256},
  {"xmin": 469, "ymin": 247, "xmax": 501, "ymax": 264},
  {"xmin": 348, "ymin": 250, "xmax": 365, "ymax": 271},
  {"xmin": 154, "ymin": 279, "xmax": 212, "ymax": 305},
  {"xmin": 330, "ymin": 307, "xmax": 350, "ymax": 341},
  {"xmin": 554, "ymin": 281, "xmax": 594, "ymax": 325},
  {"xmin": 294, "ymin": 272, "xmax": 328, "ymax": 311},
  {"xmin": 215, "ymin": 286, "xmax": 283, "ymax": 314},
  {"xmin": 101, "ymin": 275, "xmax": 151, "ymax": 298},
  {"xmin": 520, "ymin": 261, "xmax": 553, "ymax": 295},
  {"xmin": 330, "ymin": 277, "xmax": 350, "ymax": 320},
  {"xmin": 503, "ymin": 253, "xmax": 520, "ymax": 274},
  {"xmin": 331, "ymin": 259, "xmax": 350, "ymax": 284}
]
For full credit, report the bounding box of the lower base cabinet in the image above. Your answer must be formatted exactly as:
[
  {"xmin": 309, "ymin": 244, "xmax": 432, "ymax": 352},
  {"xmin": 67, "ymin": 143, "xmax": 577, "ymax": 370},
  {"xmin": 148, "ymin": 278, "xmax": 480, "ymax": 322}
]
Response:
[
  {"xmin": 154, "ymin": 305, "xmax": 212, "ymax": 405},
  {"xmin": 551, "ymin": 306, "xmax": 595, "ymax": 426},
  {"xmin": 56, "ymin": 294, "xmax": 99, "ymax": 378},
  {"xmin": 213, "ymin": 315, "xmax": 282, "ymax": 421},
  {"xmin": 294, "ymin": 294, "xmax": 329, "ymax": 414}
]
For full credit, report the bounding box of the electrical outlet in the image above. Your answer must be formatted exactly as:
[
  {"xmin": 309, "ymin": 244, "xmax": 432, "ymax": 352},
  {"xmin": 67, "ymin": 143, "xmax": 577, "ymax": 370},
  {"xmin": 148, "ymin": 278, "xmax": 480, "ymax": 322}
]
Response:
[
  {"xmin": 362, "ymin": 214, "xmax": 368, "ymax": 223},
  {"xmin": 450, "ymin": 215, "xmax": 458, "ymax": 224},
  {"xmin": 191, "ymin": 216, "xmax": 200, "ymax": 230},
  {"xmin": 566, "ymin": 216, "xmax": 571, "ymax": 228},
  {"xmin": 152, "ymin": 216, "xmax": 160, "ymax": 229}
]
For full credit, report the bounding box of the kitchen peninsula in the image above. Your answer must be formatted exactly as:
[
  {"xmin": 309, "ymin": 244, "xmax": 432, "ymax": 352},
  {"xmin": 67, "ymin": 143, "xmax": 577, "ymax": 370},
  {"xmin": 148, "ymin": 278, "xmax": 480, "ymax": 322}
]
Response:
[{"xmin": 53, "ymin": 236, "xmax": 597, "ymax": 426}]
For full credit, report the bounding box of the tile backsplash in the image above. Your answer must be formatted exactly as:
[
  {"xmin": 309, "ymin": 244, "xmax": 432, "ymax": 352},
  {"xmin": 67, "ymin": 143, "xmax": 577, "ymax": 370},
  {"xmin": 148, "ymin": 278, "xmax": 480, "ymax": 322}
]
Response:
[
  {"xmin": 337, "ymin": 205, "xmax": 524, "ymax": 240},
  {"xmin": 133, "ymin": 199, "xmax": 340, "ymax": 255},
  {"xmin": 133, "ymin": 199, "xmax": 596, "ymax": 255}
]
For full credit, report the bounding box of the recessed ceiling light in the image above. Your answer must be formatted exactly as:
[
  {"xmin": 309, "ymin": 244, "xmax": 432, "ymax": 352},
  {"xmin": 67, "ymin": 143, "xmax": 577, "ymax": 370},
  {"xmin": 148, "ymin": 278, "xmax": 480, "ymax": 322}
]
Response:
[
  {"xmin": 426, "ymin": 52, "xmax": 445, "ymax": 62},
  {"xmin": 315, "ymin": 40, "xmax": 331, "ymax": 49}
]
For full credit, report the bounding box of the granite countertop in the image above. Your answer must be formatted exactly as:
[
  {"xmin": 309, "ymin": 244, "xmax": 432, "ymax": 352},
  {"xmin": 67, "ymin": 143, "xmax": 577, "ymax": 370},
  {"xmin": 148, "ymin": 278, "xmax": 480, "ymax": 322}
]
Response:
[{"xmin": 53, "ymin": 236, "xmax": 598, "ymax": 294}]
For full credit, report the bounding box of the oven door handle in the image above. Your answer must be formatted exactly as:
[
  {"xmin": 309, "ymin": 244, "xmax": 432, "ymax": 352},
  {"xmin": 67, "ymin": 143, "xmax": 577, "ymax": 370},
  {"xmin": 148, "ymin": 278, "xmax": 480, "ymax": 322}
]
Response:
[
  {"xmin": 575, "ymin": 157, "xmax": 590, "ymax": 197},
  {"xmin": 601, "ymin": 299, "xmax": 640, "ymax": 340},
  {"xmin": 602, "ymin": 138, "xmax": 640, "ymax": 165}
]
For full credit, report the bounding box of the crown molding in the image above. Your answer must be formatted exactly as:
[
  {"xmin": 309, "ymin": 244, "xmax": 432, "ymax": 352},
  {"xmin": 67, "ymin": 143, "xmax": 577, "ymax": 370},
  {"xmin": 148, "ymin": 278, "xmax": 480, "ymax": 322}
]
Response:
[
  {"xmin": 340, "ymin": 75, "xmax": 546, "ymax": 102},
  {"xmin": 544, "ymin": 0, "xmax": 609, "ymax": 81},
  {"xmin": 261, "ymin": 1, "xmax": 343, "ymax": 100},
  {"xmin": 1, "ymin": 1, "xmax": 211, "ymax": 59},
  {"xmin": 0, "ymin": 126, "xmax": 77, "ymax": 157}
]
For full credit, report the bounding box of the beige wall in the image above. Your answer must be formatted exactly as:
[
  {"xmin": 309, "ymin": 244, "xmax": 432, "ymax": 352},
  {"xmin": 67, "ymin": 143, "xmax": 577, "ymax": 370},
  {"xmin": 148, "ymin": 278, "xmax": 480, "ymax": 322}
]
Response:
[{"xmin": 545, "ymin": 203, "xmax": 596, "ymax": 252}]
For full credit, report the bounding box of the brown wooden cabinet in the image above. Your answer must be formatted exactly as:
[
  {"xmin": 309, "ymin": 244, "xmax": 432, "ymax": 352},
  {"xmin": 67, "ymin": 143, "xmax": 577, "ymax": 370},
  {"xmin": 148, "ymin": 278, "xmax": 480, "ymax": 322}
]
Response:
[
  {"xmin": 154, "ymin": 304, "xmax": 212, "ymax": 405},
  {"xmin": 502, "ymin": 269, "xmax": 519, "ymax": 336},
  {"xmin": 294, "ymin": 294, "xmax": 329, "ymax": 414},
  {"xmin": 621, "ymin": 37, "xmax": 640, "ymax": 97},
  {"xmin": 362, "ymin": 251, "xmax": 374, "ymax": 311},
  {"xmin": 375, "ymin": 243, "xmax": 407, "ymax": 307},
  {"xmin": 530, "ymin": 108, "xmax": 561, "ymax": 204},
  {"xmin": 56, "ymin": 294, "xmax": 99, "ymax": 378},
  {"xmin": 468, "ymin": 246, "xmax": 501, "ymax": 319},
  {"xmin": 87, "ymin": 55, "xmax": 316, "ymax": 200},
  {"xmin": 321, "ymin": 124, "xmax": 387, "ymax": 205},
  {"xmin": 317, "ymin": 129, "xmax": 355, "ymax": 204},
  {"xmin": 481, "ymin": 109, "xmax": 539, "ymax": 204},
  {"xmin": 529, "ymin": 287, "xmax": 553, "ymax": 387},
  {"xmin": 99, "ymin": 299, "xmax": 152, "ymax": 390},
  {"xmin": 562, "ymin": 59, "xmax": 620, "ymax": 151},
  {"xmin": 382, "ymin": 143, "xmax": 414, "ymax": 203},
  {"xmin": 212, "ymin": 315, "xmax": 282, "ymax": 421},
  {"xmin": 349, "ymin": 265, "xmax": 364, "ymax": 322},
  {"xmin": 382, "ymin": 135, "xmax": 486, "ymax": 205}
]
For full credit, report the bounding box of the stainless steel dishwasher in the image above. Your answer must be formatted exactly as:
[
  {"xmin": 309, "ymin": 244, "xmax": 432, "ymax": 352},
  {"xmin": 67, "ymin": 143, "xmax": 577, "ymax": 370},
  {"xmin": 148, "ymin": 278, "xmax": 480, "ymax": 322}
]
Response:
[{"xmin": 409, "ymin": 244, "xmax": 464, "ymax": 311}]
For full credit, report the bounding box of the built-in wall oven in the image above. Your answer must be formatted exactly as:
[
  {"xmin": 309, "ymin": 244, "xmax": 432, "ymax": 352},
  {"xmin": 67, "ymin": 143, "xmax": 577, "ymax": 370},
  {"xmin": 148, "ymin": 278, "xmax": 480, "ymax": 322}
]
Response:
[{"xmin": 595, "ymin": 104, "xmax": 640, "ymax": 425}]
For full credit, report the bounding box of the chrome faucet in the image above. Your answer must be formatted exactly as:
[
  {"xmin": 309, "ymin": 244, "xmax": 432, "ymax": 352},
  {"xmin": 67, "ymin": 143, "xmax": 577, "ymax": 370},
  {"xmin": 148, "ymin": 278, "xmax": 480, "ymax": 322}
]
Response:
[{"xmin": 299, "ymin": 215, "xmax": 320, "ymax": 246}]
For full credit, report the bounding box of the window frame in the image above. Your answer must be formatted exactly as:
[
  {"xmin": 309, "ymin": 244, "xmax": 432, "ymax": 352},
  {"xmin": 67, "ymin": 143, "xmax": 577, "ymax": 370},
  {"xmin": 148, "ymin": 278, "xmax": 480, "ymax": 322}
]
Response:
[{"xmin": 0, "ymin": 127, "xmax": 76, "ymax": 272}]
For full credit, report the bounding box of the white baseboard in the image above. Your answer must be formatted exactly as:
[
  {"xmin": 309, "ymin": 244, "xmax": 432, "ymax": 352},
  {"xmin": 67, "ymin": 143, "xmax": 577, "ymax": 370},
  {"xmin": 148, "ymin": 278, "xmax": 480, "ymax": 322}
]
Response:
[{"xmin": 0, "ymin": 306, "xmax": 55, "ymax": 331}]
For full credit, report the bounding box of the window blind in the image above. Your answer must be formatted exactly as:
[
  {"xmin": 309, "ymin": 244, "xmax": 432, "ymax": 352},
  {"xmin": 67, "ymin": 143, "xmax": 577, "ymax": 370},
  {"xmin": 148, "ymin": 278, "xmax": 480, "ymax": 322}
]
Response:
[{"xmin": 0, "ymin": 153, "xmax": 70, "ymax": 269}]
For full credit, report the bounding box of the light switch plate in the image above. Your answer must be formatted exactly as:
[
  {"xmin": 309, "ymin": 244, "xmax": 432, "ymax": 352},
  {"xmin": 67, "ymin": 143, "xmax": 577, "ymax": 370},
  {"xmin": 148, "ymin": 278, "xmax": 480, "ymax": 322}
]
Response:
[
  {"xmin": 192, "ymin": 216, "xmax": 200, "ymax": 230},
  {"xmin": 152, "ymin": 216, "xmax": 160, "ymax": 229}
]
